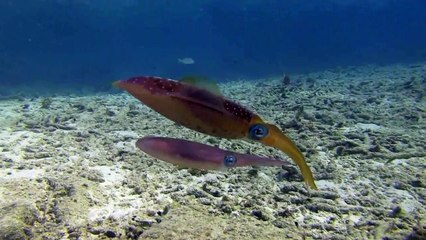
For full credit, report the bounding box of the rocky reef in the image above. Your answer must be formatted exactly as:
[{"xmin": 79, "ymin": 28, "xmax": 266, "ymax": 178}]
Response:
[{"xmin": 0, "ymin": 63, "xmax": 425, "ymax": 239}]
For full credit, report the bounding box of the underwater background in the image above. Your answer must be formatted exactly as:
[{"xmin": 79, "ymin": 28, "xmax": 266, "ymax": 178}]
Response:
[{"xmin": 1, "ymin": 0, "xmax": 426, "ymax": 94}]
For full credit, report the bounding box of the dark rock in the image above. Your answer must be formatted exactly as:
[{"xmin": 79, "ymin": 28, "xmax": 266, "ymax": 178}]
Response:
[
  {"xmin": 311, "ymin": 191, "xmax": 339, "ymax": 200},
  {"xmin": 188, "ymin": 168, "xmax": 208, "ymax": 176},
  {"xmin": 247, "ymin": 168, "xmax": 258, "ymax": 177},
  {"xmin": 157, "ymin": 205, "xmax": 170, "ymax": 216},
  {"xmin": 367, "ymin": 220, "xmax": 379, "ymax": 226},
  {"xmin": 139, "ymin": 220, "xmax": 154, "ymax": 228},
  {"xmin": 358, "ymin": 113, "xmax": 371, "ymax": 120},
  {"xmin": 335, "ymin": 146, "xmax": 345, "ymax": 156},
  {"xmin": 252, "ymin": 210, "xmax": 269, "ymax": 221},
  {"xmin": 280, "ymin": 185, "xmax": 299, "ymax": 193},
  {"xmin": 345, "ymin": 148, "xmax": 369, "ymax": 155},
  {"xmin": 323, "ymin": 98, "xmax": 333, "ymax": 106},
  {"xmin": 368, "ymin": 145, "xmax": 380, "ymax": 152},
  {"xmin": 126, "ymin": 225, "xmax": 143, "ymax": 240},
  {"xmin": 221, "ymin": 193, "xmax": 230, "ymax": 201},
  {"xmin": 65, "ymin": 185, "xmax": 76, "ymax": 197},
  {"xmin": 105, "ymin": 230, "xmax": 117, "ymax": 238},
  {"xmin": 106, "ymin": 110, "xmax": 116, "ymax": 116},
  {"xmin": 275, "ymin": 170, "xmax": 291, "ymax": 182},
  {"xmin": 360, "ymin": 189, "xmax": 370, "ymax": 196},
  {"xmin": 22, "ymin": 104, "xmax": 30, "ymax": 110},
  {"xmin": 290, "ymin": 197, "xmax": 309, "ymax": 204},
  {"xmin": 162, "ymin": 205, "xmax": 170, "ymax": 215},
  {"xmin": 389, "ymin": 206, "xmax": 402, "ymax": 218},
  {"xmin": 218, "ymin": 203, "xmax": 233, "ymax": 214},
  {"xmin": 282, "ymin": 164, "xmax": 300, "ymax": 174},
  {"xmin": 306, "ymin": 203, "xmax": 339, "ymax": 213},
  {"xmin": 411, "ymin": 180, "xmax": 424, "ymax": 188},
  {"xmin": 406, "ymin": 224, "xmax": 426, "ymax": 240},
  {"xmin": 68, "ymin": 227, "xmax": 82, "ymax": 238},
  {"xmin": 305, "ymin": 148, "xmax": 317, "ymax": 158},
  {"xmin": 314, "ymin": 112, "xmax": 334, "ymax": 125},
  {"xmin": 202, "ymin": 184, "xmax": 222, "ymax": 197},
  {"xmin": 87, "ymin": 226, "xmax": 102, "ymax": 235},
  {"xmin": 273, "ymin": 194, "xmax": 286, "ymax": 202},
  {"xmin": 241, "ymin": 198, "xmax": 257, "ymax": 208},
  {"xmin": 127, "ymin": 108, "xmax": 140, "ymax": 117},
  {"xmin": 187, "ymin": 187, "xmax": 207, "ymax": 198},
  {"xmin": 275, "ymin": 209, "xmax": 294, "ymax": 217},
  {"xmin": 23, "ymin": 228, "xmax": 33, "ymax": 237}
]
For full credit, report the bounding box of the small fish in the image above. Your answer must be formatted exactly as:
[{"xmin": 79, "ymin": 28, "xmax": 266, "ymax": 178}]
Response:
[
  {"xmin": 114, "ymin": 76, "xmax": 317, "ymax": 189},
  {"xmin": 136, "ymin": 136, "xmax": 290, "ymax": 170},
  {"xmin": 178, "ymin": 57, "xmax": 195, "ymax": 65}
]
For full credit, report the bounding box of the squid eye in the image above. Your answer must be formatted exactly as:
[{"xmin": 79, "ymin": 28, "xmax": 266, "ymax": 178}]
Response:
[
  {"xmin": 248, "ymin": 124, "xmax": 269, "ymax": 140},
  {"xmin": 224, "ymin": 154, "xmax": 237, "ymax": 167}
]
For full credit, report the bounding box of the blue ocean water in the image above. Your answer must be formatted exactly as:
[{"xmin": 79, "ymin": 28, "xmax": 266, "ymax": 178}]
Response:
[{"xmin": 1, "ymin": 0, "xmax": 425, "ymax": 94}]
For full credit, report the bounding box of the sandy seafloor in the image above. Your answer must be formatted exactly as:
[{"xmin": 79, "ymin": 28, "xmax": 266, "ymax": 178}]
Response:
[{"xmin": 0, "ymin": 63, "xmax": 425, "ymax": 240}]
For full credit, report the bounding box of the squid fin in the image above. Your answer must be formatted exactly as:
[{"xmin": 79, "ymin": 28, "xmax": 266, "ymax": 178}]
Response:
[{"xmin": 180, "ymin": 75, "xmax": 222, "ymax": 95}]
